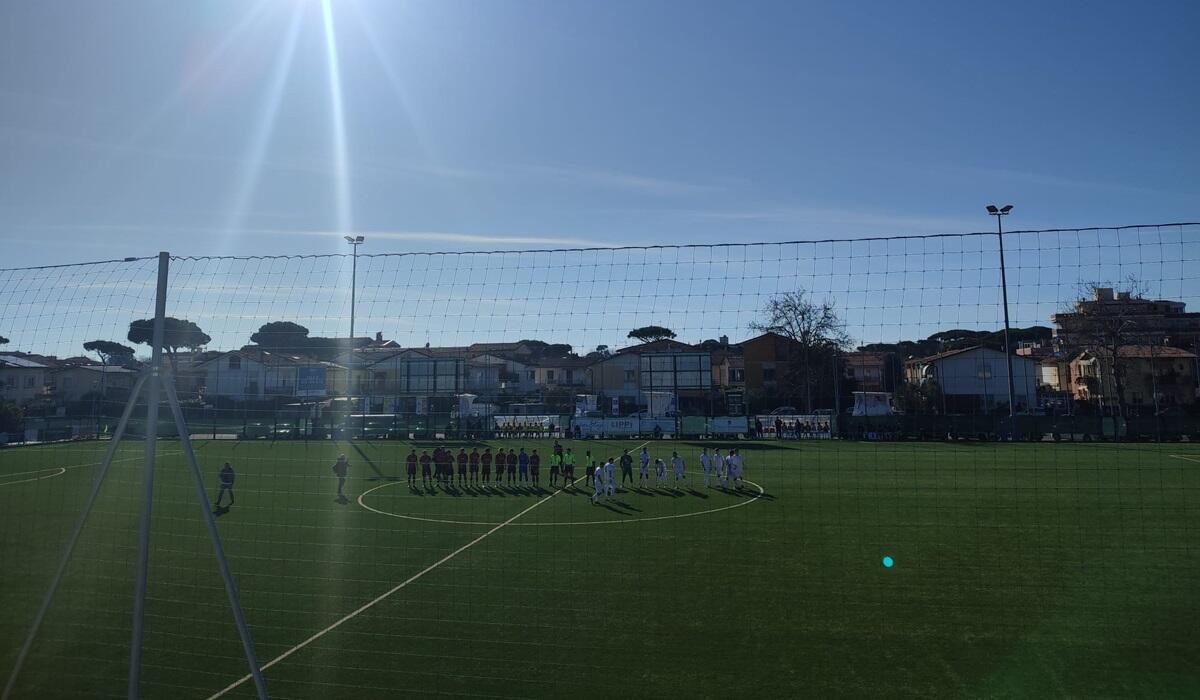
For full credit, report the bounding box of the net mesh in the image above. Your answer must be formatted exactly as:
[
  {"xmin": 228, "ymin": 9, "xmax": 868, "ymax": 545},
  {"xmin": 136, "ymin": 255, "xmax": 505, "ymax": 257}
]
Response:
[{"xmin": 1, "ymin": 224, "xmax": 1198, "ymax": 698}]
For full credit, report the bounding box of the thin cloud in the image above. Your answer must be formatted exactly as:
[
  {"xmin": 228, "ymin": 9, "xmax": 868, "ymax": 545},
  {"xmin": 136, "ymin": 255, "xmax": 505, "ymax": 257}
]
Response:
[{"xmin": 277, "ymin": 229, "xmax": 619, "ymax": 248}]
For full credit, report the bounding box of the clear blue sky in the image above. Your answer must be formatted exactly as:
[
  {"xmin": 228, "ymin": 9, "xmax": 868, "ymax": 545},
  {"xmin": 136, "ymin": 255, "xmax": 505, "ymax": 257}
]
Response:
[{"xmin": 1, "ymin": 0, "xmax": 1196, "ymax": 268}]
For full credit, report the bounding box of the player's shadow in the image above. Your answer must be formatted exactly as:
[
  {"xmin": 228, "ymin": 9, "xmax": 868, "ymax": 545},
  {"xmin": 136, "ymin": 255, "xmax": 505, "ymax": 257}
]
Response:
[
  {"xmin": 656, "ymin": 488, "xmax": 685, "ymax": 498},
  {"xmin": 346, "ymin": 442, "xmax": 388, "ymax": 481},
  {"xmin": 409, "ymin": 485, "xmax": 426, "ymax": 496},
  {"xmin": 335, "ymin": 495, "xmax": 349, "ymax": 505},
  {"xmin": 686, "ymin": 489, "xmax": 709, "ymax": 499},
  {"xmin": 212, "ymin": 505, "xmax": 231, "ymax": 517},
  {"xmin": 608, "ymin": 499, "xmax": 642, "ymax": 513}
]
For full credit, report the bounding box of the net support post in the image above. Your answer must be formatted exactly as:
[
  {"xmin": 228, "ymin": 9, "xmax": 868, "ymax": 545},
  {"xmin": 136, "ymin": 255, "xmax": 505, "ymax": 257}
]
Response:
[
  {"xmin": 161, "ymin": 378, "xmax": 269, "ymax": 699},
  {"xmin": 128, "ymin": 251, "xmax": 169, "ymax": 699}
]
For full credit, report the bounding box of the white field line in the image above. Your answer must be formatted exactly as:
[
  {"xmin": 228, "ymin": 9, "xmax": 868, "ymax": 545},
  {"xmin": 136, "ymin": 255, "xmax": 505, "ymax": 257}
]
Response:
[
  {"xmin": 357, "ymin": 479, "xmax": 764, "ymax": 526},
  {"xmin": 0, "ymin": 467, "xmax": 67, "ymax": 488},
  {"xmin": 0, "ymin": 450, "xmax": 182, "ymax": 488},
  {"xmin": 207, "ymin": 477, "xmax": 575, "ymax": 699},
  {"xmin": 1169, "ymin": 454, "xmax": 1200, "ymax": 464}
]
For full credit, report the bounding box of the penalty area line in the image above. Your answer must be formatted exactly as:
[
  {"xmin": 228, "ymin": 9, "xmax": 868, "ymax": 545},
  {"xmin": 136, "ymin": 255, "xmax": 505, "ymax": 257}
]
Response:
[{"xmin": 207, "ymin": 477, "xmax": 573, "ymax": 699}]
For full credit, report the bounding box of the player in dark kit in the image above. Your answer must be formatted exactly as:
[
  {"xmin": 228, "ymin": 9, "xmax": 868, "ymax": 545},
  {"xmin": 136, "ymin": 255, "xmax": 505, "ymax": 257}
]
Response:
[
  {"xmin": 518, "ymin": 448, "xmax": 530, "ymax": 484},
  {"xmin": 506, "ymin": 449, "xmax": 518, "ymax": 484},
  {"xmin": 405, "ymin": 450, "xmax": 418, "ymax": 487},
  {"xmin": 620, "ymin": 449, "xmax": 634, "ymax": 488},
  {"xmin": 457, "ymin": 449, "xmax": 468, "ymax": 486},
  {"xmin": 332, "ymin": 454, "xmax": 349, "ymax": 501},
  {"xmin": 469, "ymin": 448, "xmax": 480, "ymax": 484},
  {"xmin": 419, "ymin": 450, "xmax": 432, "ymax": 489},
  {"xmin": 481, "ymin": 447, "xmax": 493, "ymax": 484},
  {"xmin": 214, "ymin": 462, "xmax": 236, "ymax": 510},
  {"xmin": 529, "ymin": 449, "xmax": 541, "ymax": 487}
]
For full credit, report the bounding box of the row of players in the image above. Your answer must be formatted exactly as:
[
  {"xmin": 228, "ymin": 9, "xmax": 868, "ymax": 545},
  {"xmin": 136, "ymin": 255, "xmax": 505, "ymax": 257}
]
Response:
[{"xmin": 401, "ymin": 444, "xmax": 747, "ymax": 494}]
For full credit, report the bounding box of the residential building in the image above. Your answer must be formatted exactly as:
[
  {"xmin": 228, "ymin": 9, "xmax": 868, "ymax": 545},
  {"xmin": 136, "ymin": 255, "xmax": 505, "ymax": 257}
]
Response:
[
  {"xmin": 201, "ymin": 349, "xmax": 346, "ymax": 401},
  {"xmin": 532, "ymin": 356, "xmax": 590, "ymax": 389},
  {"xmin": 0, "ymin": 355, "xmax": 51, "ymax": 404},
  {"xmin": 585, "ymin": 340, "xmax": 715, "ymax": 414},
  {"xmin": 51, "ymin": 365, "xmax": 137, "ymax": 403},
  {"xmin": 736, "ymin": 331, "xmax": 842, "ymax": 412},
  {"xmin": 1069, "ymin": 345, "xmax": 1197, "ymax": 414},
  {"xmin": 1051, "ymin": 287, "xmax": 1200, "ymax": 349},
  {"xmin": 711, "ymin": 346, "xmax": 745, "ymax": 414},
  {"xmin": 843, "ymin": 351, "xmax": 893, "ymax": 393},
  {"xmin": 905, "ymin": 345, "xmax": 1037, "ymax": 414}
]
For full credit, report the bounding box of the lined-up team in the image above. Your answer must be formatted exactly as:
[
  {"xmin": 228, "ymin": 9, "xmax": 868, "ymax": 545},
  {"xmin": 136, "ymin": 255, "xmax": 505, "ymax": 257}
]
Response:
[{"xmin": 398, "ymin": 442, "xmax": 747, "ymax": 502}]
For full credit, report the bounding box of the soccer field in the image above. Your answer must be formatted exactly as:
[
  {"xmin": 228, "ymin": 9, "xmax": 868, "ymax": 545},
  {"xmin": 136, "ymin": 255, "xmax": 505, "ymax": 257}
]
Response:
[{"xmin": 1, "ymin": 438, "xmax": 1198, "ymax": 698}]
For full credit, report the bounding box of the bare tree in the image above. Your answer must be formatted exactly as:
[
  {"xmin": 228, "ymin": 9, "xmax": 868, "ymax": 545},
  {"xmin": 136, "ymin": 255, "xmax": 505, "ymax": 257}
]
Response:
[
  {"xmin": 1065, "ymin": 276, "xmax": 1153, "ymax": 419},
  {"xmin": 750, "ymin": 289, "xmax": 852, "ymax": 412}
]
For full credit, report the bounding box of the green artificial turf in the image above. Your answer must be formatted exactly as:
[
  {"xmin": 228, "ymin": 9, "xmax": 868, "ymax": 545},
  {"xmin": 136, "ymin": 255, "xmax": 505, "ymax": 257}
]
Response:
[{"xmin": 1, "ymin": 438, "xmax": 1197, "ymax": 698}]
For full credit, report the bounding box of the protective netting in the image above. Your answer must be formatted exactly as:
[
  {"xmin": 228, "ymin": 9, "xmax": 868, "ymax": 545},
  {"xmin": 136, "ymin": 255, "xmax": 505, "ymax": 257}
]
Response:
[{"xmin": 1, "ymin": 224, "xmax": 1198, "ymax": 698}]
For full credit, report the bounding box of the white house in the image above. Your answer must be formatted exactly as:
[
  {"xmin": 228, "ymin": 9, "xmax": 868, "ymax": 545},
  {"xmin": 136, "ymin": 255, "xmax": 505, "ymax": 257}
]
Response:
[
  {"xmin": 905, "ymin": 345, "xmax": 1037, "ymax": 414},
  {"xmin": 201, "ymin": 350, "xmax": 344, "ymax": 401},
  {"xmin": 0, "ymin": 355, "xmax": 51, "ymax": 404}
]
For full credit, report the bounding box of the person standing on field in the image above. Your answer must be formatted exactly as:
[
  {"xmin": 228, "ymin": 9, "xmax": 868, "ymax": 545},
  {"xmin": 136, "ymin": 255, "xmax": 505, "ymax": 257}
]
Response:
[
  {"xmin": 592, "ymin": 459, "xmax": 609, "ymax": 504},
  {"xmin": 619, "ymin": 449, "xmax": 634, "ymax": 489},
  {"xmin": 419, "ymin": 450, "xmax": 433, "ymax": 489},
  {"xmin": 332, "ymin": 454, "xmax": 349, "ymax": 501},
  {"xmin": 585, "ymin": 450, "xmax": 596, "ymax": 487},
  {"xmin": 405, "ymin": 450, "xmax": 418, "ymax": 488},
  {"xmin": 481, "ymin": 447, "xmax": 493, "ymax": 485},
  {"xmin": 549, "ymin": 450, "xmax": 562, "ymax": 487},
  {"xmin": 506, "ymin": 448, "xmax": 518, "ymax": 484},
  {"xmin": 671, "ymin": 451, "xmax": 686, "ymax": 487},
  {"xmin": 214, "ymin": 462, "xmax": 236, "ymax": 509},
  {"xmin": 469, "ymin": 447, "xmax": 480, "ymax": 485},
  {"xmin": 563, "ymin": 448, "xmax": 577, "ymax": 488},
  {"xmin": 457, "ymin": 448, "xmax": 469, "ymax": 487},
  {"xmin": 700, "ymin": 447, "xmax": 712, "ymax": 488},
  {"xmin": 603, "ymin": 457, "xmax": 616, "ymax": 497},
  {"xmin": 530, "ymin": 449, "xmax": 542, "ymax": 487}
]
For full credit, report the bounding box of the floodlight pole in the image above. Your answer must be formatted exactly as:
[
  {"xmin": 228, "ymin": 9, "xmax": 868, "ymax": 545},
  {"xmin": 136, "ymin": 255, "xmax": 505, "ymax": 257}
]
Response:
[
  {"xmin": 345, "ymin": 236, "xmax": 364, "ymax": 424},
  {"xmin": 129, "ymin": 251, "xmax": 169, "ymax": 698},
  {"xmin": 989, "ymin": 207, "xmax": 1019, "ymax": 428}
]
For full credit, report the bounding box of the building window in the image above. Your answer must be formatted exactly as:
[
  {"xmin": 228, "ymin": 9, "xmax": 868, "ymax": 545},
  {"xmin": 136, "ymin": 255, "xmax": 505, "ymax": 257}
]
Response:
[
  {"xmin": 624, "ymin": 370, "xmax": 636, "ymax": 383},
  {"xmin": 25, "ymin": 376, "xmax": 36, "ymax": 388},
  {"xmin": 763, "ymin": 368, "xmax": 776, "ymax": 382},
  {"xmin": 5, "ymin": 377, "xmax": 14, "ymax": 388},
  {"xmin": 527, "ymin": 370, "xmax": 535, "ymax": 381},
  {"xmin": 547, "ymin": 370, "xmax": 556, "ymax": 382},
  {"xmin": 730, "ymin": 368, "xmax": 744, "ymax": 382},
  {"xmin": 228, "ymin": 356, "xmax": 241, "ymax": 370}
]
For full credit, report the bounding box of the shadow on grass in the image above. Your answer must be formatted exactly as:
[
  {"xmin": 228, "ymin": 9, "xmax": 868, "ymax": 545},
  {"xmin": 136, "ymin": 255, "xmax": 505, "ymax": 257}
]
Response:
[{"xmin": 345, "ymin": 441, "xmax": 389, "ymax": 481}]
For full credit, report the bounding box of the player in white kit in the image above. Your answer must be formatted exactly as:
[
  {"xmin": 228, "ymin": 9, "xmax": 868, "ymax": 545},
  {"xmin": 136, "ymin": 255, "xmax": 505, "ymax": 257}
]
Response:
[
  {"xmin": 730, "ymin": 449, "xmax": 744, "ymax": 489},
  {"xmin": 699, "ymin": 448, "xmax": 712, "ymax": 488},
  {"xmin": 638, "ymin": 451, "xmax": 651, "ymax": 487},
  {"xmin": 603, "ymin": 458, "xmax": 616, "ymax": 497},
  {"xmin": 591, "ymin": 461, "xmax": 606, "ymax": 503},
  {"xmin": 671, "ymin": 451, "xmax": 686, "ymax": 486},
  {"xmin": 713, "ymin": 448, "xmax": 726, "ymax": 487},
  {"xmin": 654, "ymin": 457, "xmax": 667, "ymax": 486}
]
